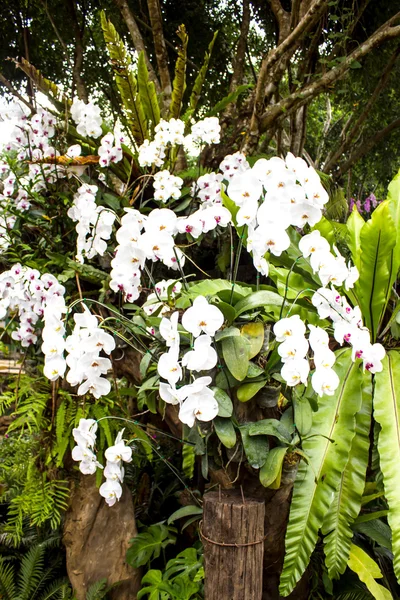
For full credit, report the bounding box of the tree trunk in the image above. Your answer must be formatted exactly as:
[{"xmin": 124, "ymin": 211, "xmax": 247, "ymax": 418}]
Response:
[
  {"xmin": 63, "ymin": 474, "xmax": 141, "ymax": 600},
  {"xmin": 203, "ymin": 489, "xmax": 265, "ymax": 600}
]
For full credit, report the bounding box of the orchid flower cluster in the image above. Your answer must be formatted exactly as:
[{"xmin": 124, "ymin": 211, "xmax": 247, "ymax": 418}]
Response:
[
  {"xmin": 0, "ymin": 264, "xmax": 66, "ymax": 348},
  {"xmin": 71, "ymin": 418, "xmax": 132, "ymax": 507},
  {"xmin": 70, "ymin": 97, "xmax": 103, "ymax": 139},
  {"xmin": 67, "ymin": 183, "xmax": 116, "ymax": 263},
  {"xmin": 157, "ymin": 296, "xmax": 224, "ymax": 427},
  {"xmin": 98, "ymin": 131, "xmax": 125, "ymax": 168},
  {"xmin": 137, "ymin": 116, "xmax": 220, "ymax": 167},
  {"xmin": 64, "ymin": 306, "xmax": 115, "ymax": 399}
]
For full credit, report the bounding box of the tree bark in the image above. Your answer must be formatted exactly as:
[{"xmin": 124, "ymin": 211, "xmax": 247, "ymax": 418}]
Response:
[
  {"xmin": 146, "ymin": 0, "xmax": 171, "ymax": 98},
  {"xmin": 63, "ymin": 474, "xmax": 141, "ymax": 600},
  {"xmin": 203, "ymin": 489, "xmax": 265, "ymax": 600},
  {"xmin": 67, "ymin": 0, "xmax": 88, "ymax": 102},
  {"xmin": 113, "ymin": 0, "xmax": 160, "ymax": 92},
  {"xmin": 229, "ymin": 0, "xmax": 250, "ymax": 92}
]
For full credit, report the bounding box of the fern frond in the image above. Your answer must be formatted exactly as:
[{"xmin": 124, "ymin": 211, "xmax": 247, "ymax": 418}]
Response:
[
  {"xmin": 0, "ymin": 559, "xmax": 17, "ymax": 600},
  {"xmin": 185, "ymin": 31, "xmax": 218, "ymax": 121},
  {"xmin": 38, "ymin": 577, "xmax": 71, "ymax": 600},
  {"xmin": 321, "ymin": 375, "xmax": 372, "ymax": 578},
  {"xmin": 279, "ymin": 350, "xmax": 363, "ymax": 596},
  {"xmin": 17, "ymin": 544, "xmax": 45, "ymax": 600},
  {"xmin": 15, "ymin": 58, "xmax": 71, "ymax": 112},
  {"xmin": 85, "ymin": 578, "xmax": 108, "ymax": 600},
  {"xmin": 137, "ymin": 51, "xmax": 161, "ymax": 131},
  {"xmin": 100, "ymin": 11, "xmax": 148, "ymax": 144},
  {"xmin": 169, "ymin": 25, "xmax": 189, "ymax": 119}
]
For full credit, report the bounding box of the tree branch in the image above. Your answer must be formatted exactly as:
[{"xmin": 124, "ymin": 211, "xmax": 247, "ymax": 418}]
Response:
[
  {"xmin": 244, "ymin": 0, "xmax": 329, "ymax": 152},
  {"xmin": 0, "ymin": 72, "xmax": 34, "ymax": 111},
  {"xmin": 113, "ymin": 0, "xmax": 160, "ymax": 92},
  {"xmin": 67, "ymin": 0, "xmax": 88, "ymax": 102},
  {"xmin": 338, "ymin": 117, "xmax": 400, "ymax": 176},
  {"xmin": 323, "ymin": 44, "xmax": 400, "ymax": 173},
  {"xmin": 146, "ymin": 0, "xmax": 171, "ymax": 97},
  {"xmin": 229, "ymin": 0, "xmax": 250, "ymax": 92},
  {"xmin": 259, "ymin": 19, "xmax": 400, "ymax": 131}
]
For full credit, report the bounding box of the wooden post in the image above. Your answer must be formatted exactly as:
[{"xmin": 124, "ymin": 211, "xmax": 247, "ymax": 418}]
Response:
[{"xmin": 202, "ymin": 489, "xmax": 265, "ymax": 600}]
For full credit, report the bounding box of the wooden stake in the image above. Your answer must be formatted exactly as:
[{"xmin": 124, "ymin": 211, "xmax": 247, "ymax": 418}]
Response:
[{"xmin": 202, "ymin": 489, "xmax": 265, "ymax": 600}]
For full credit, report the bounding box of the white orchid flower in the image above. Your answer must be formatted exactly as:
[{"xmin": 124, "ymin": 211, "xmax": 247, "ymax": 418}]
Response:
[
  {"xmin": 182, "ymin": 334, "xmax": 217, "ymax": 371},
  {"xmin": 182, "ymin": 296, "xmax": 224, "ymax": 338},
  {"xmin": 274, "ymin": 315, "xmax": 306, "ymax": 342},
  {"xmin": 99, "ymin": 480, "xmax": 122, "ymax": 506},
  {"xmin": 311, "ymin": 368, "xmax": 340, "ymax": 397},
  {"xmin": 178, "ymin": 385, "xmax": 218, "ymax": 427}
]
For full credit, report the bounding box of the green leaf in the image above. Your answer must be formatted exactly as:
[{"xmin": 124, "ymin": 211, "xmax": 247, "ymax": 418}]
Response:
[
  {"xmin": 357, "ymin": 201, "xmax": 397, "ymax": 340},
  {"xmin": 347, "ymin": 544, "xmax": 393, "ymax": 600},
  {"xmin": 373, "ymin": 350, "xmax": 400, "ymax": 583},
  {"xmin": 346, "ymin": 206, "xmax": 365, "ymax": 273},
  {"xmin": 249, "ymin": 418, "xmax": 292, "ymax": 444},
  {"xmin": 101, "ymin": 11, "xmax": 148, "ymax": 144},
  {"xmin": 293, "ymin": 395, "xmax": 313, "ymax": 436},
  {"xmin": 239, "ymin": 424, "xmax": 269, "ymax": 468},
  {"xmin": 137, "ymin": 51, "xmax": 161, "ymax": 129},
  {"xmin": 259, "ymin": 446, "xmax": 288, "ymax": 488},
  {"xmin": 247, "ymin": 362, "xmax": 265, "ymax": 378},
  {"xmin": 214, "ymin": 417, "xmax": 237, "ymax": 448},
  {"xmin": 353, "ymin": 519, "xmax": 392, "ymax": 551},
  {"xmin": 167, "ymin": 505, "xmax": 203, "ymax": 525},
  {"xmin": 221, "ymin": 336, "xmax": 250, "ymax": 381},
  {"xmin": 184, "ymin": 31, "xmax": 218, "ymax": 120},
  {"xmin": 205, "ymin": 83, "xmax": 253, "ymax": 117},
  {"xmin": 280, "ymin": 350, "xmax": 363, "ymax": 597},
  {"xmin": 169, "ymin": 24, "xmax": 188, "ymax": 119},
  {"xmin": 234, "ymin": 290, "xmax": 283, "ymax": 318},
  {"xmin": 212, "ymin": 387, "xmax": 233, "ymax": 417},
  {"xmin": 126, "ymin": 523, "xmax": 177, "ymax": 568},
  {"xmin": 269, "ymin": 265, "xmax": 316, "ymax": 299},
  {"xmin": 355, "ymin": 511, "xmax": 389, "ymax": 524},
  {"xmin": 187, "ymin": 278, "xmax": 251, "ymax": 299},
  {"xmin": 182, "ymin": 443, "xmax": 195, "ymax": 479},
  {"xmin": 321, "ymin": 375, "xmax": 372, "ymax": 578},
  {"xmin": 350, "ymin": 60, "xmax": 362, "ymax": 69},
  {"xmin": 215, "ymin": 326, "xmax": 240, "ymax": 342},
  {"xmin": 237, "ymin": 380, "xmax": 266, "ymax": 402},
  {"xmin": 240, "ymin": 322, "xmax": 264, "ymax": 358}
]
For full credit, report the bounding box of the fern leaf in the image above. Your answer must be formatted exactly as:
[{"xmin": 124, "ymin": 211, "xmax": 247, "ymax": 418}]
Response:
[
  {"xmin": 321, "ymin": 375, "xmax": 372, "ymax": 578},
  {"xmin": 15, "ymin": 58, "xmax": 71, "ymax": 112},
  {"xmin": 184, "ymin": 31, "xmax": 218, "ymax": 121},
  {"xmin": 279, "ymin": 350, "xmax": 363, "ymax": 596},
  {"xmin": 85, "ymin": 578, "xmax": 108, "ymax": 600},
  {"xmin": 39, "ymin": 578, "xmax": 71, "ymax": 600},
  {"xmin": 137, "ymin": 51, "xmax": 160, "ymax": 130},
  {"xmin": 100, "ymin": 11, "xmax": 148, "ymax": 144},
  {"xmin": 0, "ymin": 559, "xmax": 16, "ymax": 600},
  {"xmin": 169, "ymin": 24, "xmax": 189, "ymax": 119},
  {"xmin": 17, "ymin": 544, "xmax": 45, "ymax": 600},
  {"xmin": 374, "ymin": 350, "xmax": 400, "ymax": 583},
  {"xmin": 182, "ymin": 443, "xmax": 195, "ymax": 479}
]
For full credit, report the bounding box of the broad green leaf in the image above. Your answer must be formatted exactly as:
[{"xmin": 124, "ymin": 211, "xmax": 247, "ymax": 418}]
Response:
[
  {"xmin": 16, "ymin": 57, "xmax": 71, "ymax": 112},
  {"xmin": 234, "ymin": 290, "xmax": 283, "ymax": 318},
  {"xmin": 101, "ymin": 12, "xmax": 148, "ymax": 144},
  {"xmin": 215, "ymin": 301, "xmax": 236, "ymax": 323},
  {"xmin": 212, "ymin": 387, "xmax": 233, "ymax": 417},
  {"xmin": 249, "ymin": 418, "xmax": 292, "ymax": 444},
  {"xmin": 259, "ymin": 446, "xmax": 287, "ymax": 488},
  {"xmin": 357, "ymin": 201, "xmax": 396, "ymax": 340},
  {"xmin": 355, "ymin": 510, "xmax": 389, "ymax": 524},
  {"xmin": 239, "ymin": 424, "xmax": 269, "ymax": 468},
  {"xmin": 346, "ymin": 206, "xmax": 365, "ymax": 272},
  {"xmin": 373, "ymin": 351, "xmax": 400, "ymax": 583},
  {"xmin": 215, "ymin": 327, "xmax": 240, "ymax": 342},
  {"xmin": 269, "ymin": 265, "xmax": 316, "ymax": 300},
  {"xmin": 293, "ymin": 395, "xmax": 313, "ymax": 436},
  {"xmin": 167, "ymin": 505, "xmax": 203, "ymax": 525},
  {"xmin": 347, "ymin": 544, "xmax": 393, "ymax": 600},
  {"xmin": 247, "ymin": 362, "xmax": 265, "ymax": 378},
  {"xmin": 126, "ymin": 523, "xmax": 177, "ymax": 567},
  {"xmin": 312, "ymin": 215, "xmax": 337, "ymax": 247},
  {"xmin": 137, "ymin": 51, "xmax": 160, "ymax": 129},
  {"xmin": 240, "ymin": 322, "xmax": 264, "ymax": 358},
  {"xmin": 237, "ymin": 380, "xmax": 266, "ymax": 402},
  {"xmin": 184, "ymin": 31, "xmax": 218, "ymax": 120},
  {"xmin": 321, "ymin": 375, "xmax": 372, "ymax": 578},
  {"xmin": 169, "ymin": 24, "xmax": 188, "ymax": 119},
  {"xmin": 221, "ymin": 336, "xmax": 250, "ymax": 381},
  {"xmin": 280, "ymin": 350, "xmax": 363, "ymax": 596},
  {"xmin": 387, "ymin": 169, "xmax": 400, "ymax": 301},
  {"xmin": 353, "ymin": 519, "xmax": 392, "ymax": 551},
  {"xmin": 214, "ymin": 417, "xmax": 237, "ymax": 448},
  {"xmin": 182, "ymin": 443, "xmax": 195, "ymax": 479},
  {"xmin": 187, "ymin": 278, "xmax": 251, "ymax": 299}
]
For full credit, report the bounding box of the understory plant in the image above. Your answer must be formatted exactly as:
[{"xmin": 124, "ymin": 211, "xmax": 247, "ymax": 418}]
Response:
[{"xmin": 1, "ymin": 10, "xmax": 400, "ymax": 600}]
